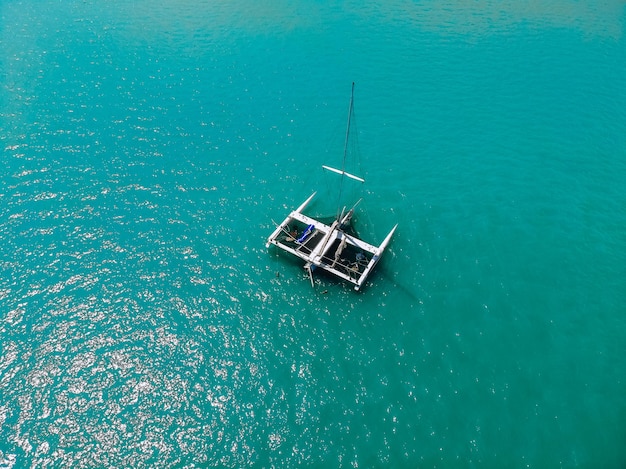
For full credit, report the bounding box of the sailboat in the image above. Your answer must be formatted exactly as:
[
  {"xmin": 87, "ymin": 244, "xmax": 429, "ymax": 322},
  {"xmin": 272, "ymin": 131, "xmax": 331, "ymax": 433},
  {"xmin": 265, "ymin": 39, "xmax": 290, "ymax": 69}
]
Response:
[{"xmin": 266, "ymin": 83, "xmax": 397, "ymax": 291}]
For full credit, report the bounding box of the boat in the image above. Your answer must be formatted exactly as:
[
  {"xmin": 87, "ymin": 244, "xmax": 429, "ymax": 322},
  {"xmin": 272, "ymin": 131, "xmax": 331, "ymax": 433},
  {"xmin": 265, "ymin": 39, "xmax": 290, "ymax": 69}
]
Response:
[{"xmin": 266, "ymin": 83, "xmax": 397, "ymax": 291}]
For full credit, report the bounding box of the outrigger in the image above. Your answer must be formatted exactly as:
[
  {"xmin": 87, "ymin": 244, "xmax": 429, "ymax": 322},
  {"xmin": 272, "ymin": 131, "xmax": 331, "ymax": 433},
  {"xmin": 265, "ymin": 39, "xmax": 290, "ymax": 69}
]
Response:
[{"xmin": 266, "ymin": 83, "xmax": 397, "ymax": 291}]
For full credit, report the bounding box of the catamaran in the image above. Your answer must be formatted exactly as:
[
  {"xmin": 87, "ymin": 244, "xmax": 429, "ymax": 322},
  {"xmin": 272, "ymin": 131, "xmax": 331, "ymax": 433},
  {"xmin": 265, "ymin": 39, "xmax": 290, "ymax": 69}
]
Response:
[{"xmin": 266, "ymin": 83, "xmax": 397, "ymax": 291}]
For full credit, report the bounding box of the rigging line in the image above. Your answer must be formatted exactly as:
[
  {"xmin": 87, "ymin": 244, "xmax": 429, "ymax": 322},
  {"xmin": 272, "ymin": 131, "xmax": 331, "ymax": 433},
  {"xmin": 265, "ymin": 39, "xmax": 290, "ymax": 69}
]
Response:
[{"xmin": 350, "ymin": 104, "xmax": 363, "ymax": 182}]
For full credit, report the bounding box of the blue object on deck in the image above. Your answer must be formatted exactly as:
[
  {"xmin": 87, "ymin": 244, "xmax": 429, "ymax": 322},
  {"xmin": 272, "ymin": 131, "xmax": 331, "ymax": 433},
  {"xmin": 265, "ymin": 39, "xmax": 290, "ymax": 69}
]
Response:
[{"xmin": 297, "ymin": 224, "xmax": 315, "ymax": 243}]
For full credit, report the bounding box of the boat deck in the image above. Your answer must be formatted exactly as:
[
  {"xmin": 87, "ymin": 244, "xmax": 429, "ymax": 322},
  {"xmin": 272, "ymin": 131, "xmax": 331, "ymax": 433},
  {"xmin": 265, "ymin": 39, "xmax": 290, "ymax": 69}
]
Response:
[{"xmin": 267, "ymin": 192, "xmax": 397, "ymax": 290}]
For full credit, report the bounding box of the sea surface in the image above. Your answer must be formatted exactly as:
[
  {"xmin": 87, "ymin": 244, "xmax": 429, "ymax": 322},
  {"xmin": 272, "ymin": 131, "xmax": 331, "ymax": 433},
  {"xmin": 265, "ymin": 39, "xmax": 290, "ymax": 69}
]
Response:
[{"xmin": 1, "ymin": 1, "xmax": 625, "ymax": 467}]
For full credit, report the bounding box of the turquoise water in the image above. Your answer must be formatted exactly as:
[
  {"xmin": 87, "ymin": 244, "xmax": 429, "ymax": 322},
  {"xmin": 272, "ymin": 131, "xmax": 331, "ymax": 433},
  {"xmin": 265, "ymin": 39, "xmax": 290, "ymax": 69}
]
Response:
[{"xmin": 1, "ymin": 1, "xmax": 625, "ymax": 467}]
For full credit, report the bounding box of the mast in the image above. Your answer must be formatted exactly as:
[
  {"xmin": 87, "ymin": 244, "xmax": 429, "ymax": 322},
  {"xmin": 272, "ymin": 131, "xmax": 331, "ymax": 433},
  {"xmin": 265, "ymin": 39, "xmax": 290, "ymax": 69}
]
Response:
[
  {"xmin": 320, "ymin": 83, "xmax": 364, "ymax": 216},
  {"xmin": 342, "ymin": 82, "xmax": 355, "ymax": 177},
  {"xmin": 336, "ymin": 82, "xmax": 355, "ymax": 218}
]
